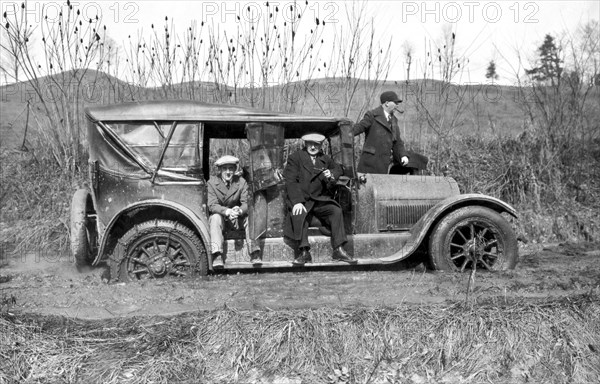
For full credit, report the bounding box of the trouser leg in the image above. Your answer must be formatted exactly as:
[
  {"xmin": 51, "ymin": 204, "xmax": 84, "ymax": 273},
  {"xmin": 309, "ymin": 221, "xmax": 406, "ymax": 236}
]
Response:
[
  {"xmin": 290, "ymin": 210, "xmax": 311, "ymax": 249},
  {"xmin": 208, "ymin": 213, "xmax": 224, "ymax": 254},
  {"xmin": 242, "ymin": 216, "xmax": 260, "ymax": 254},
  {"xmin": 313, "ymin": 202, "xmax": 347, "ymax": 249}
]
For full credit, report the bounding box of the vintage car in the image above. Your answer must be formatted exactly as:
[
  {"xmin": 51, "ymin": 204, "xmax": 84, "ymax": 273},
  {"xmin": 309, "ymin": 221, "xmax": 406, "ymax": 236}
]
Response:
[{"xmin": 70, "ymin": 100, "xmax": 518, "ymax": 281}]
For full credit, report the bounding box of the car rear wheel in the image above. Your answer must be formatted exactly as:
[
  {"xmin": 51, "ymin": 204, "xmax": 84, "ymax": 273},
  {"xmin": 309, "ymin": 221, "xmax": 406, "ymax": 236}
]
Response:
[
  {"xmin": 70, "ymin": 188, "xmax": 96, "ymax": 271},
  {"xmin": 428, "ymin": 206, "xmax": 518, "ymax": 271},
  {"xmin": 111, "ymin": 220, "xmax": 208, "ymax": 282}
]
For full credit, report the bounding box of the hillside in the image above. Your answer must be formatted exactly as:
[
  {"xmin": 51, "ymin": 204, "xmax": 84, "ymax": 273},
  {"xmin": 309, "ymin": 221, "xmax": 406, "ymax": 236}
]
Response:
[{"xmin": 1, "ymin": 69, "xmax": 597, "ymax": 150}]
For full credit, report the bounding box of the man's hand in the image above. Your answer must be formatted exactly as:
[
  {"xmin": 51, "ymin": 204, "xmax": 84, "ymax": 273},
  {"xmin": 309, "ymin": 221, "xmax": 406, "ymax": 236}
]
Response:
[
  {"xmin": 401, "ymin": 156, "xmax": 409, "ymax": 166},
  {"xmin": 292, "ymin": 203, "xmax": 307, "ymax": 215},
  {"xmin": 226, "ymin": 207, "xmax": 241, "ymax": 221},
  {"xmin": 322, "ymin": 169, "xmax": 334, "ymax": 180}
]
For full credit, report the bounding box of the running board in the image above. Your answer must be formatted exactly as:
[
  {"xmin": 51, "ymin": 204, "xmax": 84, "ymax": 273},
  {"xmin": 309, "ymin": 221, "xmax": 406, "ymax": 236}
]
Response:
[
  {"xmin": 214, "ymin": 258, "xmax": 385, "ymax": 270},
  {"xmin": 220, "ymin": 232, "xmax": 415, "ymax": 264}
]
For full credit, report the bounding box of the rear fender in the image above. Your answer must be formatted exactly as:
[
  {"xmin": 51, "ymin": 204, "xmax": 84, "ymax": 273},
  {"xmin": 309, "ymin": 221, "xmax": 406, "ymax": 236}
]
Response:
[
  {"xmin": 380, "ymin": 194, "xmax": 518, "ymax": 262},
  {"xmin": 92, "ymin": 199, "xmax": 209, "ymax": 266}
]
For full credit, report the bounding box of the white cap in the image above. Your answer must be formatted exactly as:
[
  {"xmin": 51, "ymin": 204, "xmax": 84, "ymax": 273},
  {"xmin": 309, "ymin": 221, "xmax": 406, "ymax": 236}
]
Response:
[
  {"xmin": 215, "ymin": 155, "xmax": 239, "ymax": 167},
  {"xmin": 301, "ymin": 133, "xmax": 325, "ymax": 143}
]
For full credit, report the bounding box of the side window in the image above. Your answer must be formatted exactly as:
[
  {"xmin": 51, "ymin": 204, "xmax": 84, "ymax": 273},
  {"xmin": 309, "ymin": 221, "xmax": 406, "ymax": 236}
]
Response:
[
  {"xmin": 111, "ymin": 122, "xmax": 167, "ymax": 166},
  {"xmin": 162, "ymin": 123, "xmax": 202, "ymax": 170},
  {"xmin": 329, "ymin": 133, "xmax": 342, "ymax": 164},
  {"xmin": 107, "ymin": 121, "xmax": 202, "ymax": 172},
  {"xmin": 246, "ymin": 123, "xmax": 284, "ymax": 190},
  {"xmin": 330, "ymin": 125, "xmax": 355, "ymax": 177}
]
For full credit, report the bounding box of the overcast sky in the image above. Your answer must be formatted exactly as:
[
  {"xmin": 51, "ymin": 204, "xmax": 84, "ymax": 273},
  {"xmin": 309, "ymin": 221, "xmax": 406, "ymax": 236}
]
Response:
[{"xmin": 2, "ymin": 0, "xmax": 598, "ymax": 85}]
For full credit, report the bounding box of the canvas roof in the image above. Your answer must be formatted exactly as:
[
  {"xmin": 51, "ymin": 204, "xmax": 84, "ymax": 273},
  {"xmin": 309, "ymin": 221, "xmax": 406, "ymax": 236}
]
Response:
[{"xmin": 85, "ymin": 100, "xmax": 350, "ymax": 125}]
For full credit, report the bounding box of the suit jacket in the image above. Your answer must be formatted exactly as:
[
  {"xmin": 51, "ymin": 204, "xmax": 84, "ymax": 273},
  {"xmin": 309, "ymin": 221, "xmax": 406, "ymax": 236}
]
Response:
[
  {"xmin": 283, "ymin": 149, "xmax": 342, "ymax": 240},
  {"xmin": 207, "ymin": 175, "xmax": 249, "ymax": 216},
  {"xmin": 353, "ymin": 105, "xmax": 408, "ymax": 174}
]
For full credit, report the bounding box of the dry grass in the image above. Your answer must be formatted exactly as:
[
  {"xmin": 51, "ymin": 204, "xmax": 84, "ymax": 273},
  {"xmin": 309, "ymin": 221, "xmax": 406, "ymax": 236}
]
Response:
[
  {"xmin": 1, "ymin": 292, "xmax": 599, "ymax": 384},
  {"xmin": 0, "ymin": 150, "xmax": 77, "ymax": 255},
  {"xmin": 430, "ymin": 135, "xmax": 600, "ymax": 243}
]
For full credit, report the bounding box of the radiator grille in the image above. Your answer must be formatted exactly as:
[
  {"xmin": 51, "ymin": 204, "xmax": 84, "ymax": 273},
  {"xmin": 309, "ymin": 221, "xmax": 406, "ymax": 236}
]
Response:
[{"xmin": 377, "ymin": 202, "xmax": 435, "ymax": 230}]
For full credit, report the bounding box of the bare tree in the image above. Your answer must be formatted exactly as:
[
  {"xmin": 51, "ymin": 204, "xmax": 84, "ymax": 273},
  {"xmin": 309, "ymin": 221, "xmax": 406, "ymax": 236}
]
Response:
[
  {"xmin": 2, "ymin": 1, "xmax": 105, "ymax": 173},
  {"xmin": 410, "ymin": 24, "xmax": 471, "ymax": 172},
  {"xmin": 402, "ymin": 40, "xmax": 414, "ymax": 86}
]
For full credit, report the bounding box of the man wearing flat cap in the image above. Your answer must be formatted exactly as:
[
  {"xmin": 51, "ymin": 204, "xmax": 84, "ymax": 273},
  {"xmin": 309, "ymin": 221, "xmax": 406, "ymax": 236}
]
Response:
[
  {"xmin": 283, "ymin": 133, "xmax": 356, "ymax": 265},
  {"xmin": 208, "ymin": 155, "xmax": 261, "ymax": 267},
  {"xmin": 353, "ymin": 90, "xmax": 409, "ymax": 174}
]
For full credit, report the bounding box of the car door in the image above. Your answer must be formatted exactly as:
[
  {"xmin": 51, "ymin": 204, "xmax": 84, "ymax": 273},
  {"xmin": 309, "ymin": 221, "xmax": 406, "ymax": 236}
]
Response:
[
  {"xmin": 327, "ymin": 124, "xmax": 357, "ymax": 237},
  {"xmin": 245, "ymin": 123, "xmax": 286, "ymax": 239}
]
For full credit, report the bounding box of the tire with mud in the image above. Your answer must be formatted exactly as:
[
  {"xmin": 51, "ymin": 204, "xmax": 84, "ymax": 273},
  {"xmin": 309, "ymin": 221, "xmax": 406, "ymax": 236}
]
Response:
[
  {"xmin": 70, "ymin": 188, "xmax": 95, "ymax": 271},
  {"xmin": 111, "ymin": 219, "xmax": 208, "ymax": 282},
  {"xmin": 428, "ymin": 206, "xmax": 518, "ymax": 272}
]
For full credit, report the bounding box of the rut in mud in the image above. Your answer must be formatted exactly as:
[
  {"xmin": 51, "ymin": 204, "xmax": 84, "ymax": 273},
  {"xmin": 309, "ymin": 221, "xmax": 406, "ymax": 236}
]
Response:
[{"xmin": 1, "ymin": 242, "xmax": 598, "ymax": 319}]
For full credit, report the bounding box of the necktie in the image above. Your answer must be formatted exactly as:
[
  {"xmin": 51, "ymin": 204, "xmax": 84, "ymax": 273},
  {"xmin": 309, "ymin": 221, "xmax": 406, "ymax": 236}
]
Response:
[{"xmin": 311, "ymin": 156, "xmax": 316, "ymax": 165}]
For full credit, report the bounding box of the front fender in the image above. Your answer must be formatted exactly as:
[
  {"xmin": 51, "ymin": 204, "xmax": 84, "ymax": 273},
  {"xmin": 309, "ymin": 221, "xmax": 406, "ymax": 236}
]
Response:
[
  {"xmin": 380, "ymin": 194, "xmax": 517, "ymax": 262},
  {"xmin": 92, "ymin": 199, "xmax": 210, "ymax": 266}
]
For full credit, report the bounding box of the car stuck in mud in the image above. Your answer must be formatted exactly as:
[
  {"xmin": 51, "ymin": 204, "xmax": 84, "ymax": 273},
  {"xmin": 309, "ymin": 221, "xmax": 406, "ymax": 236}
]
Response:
[{"xmin": 70, "ymin": 100, "xmax": 518, "ymax": 282}]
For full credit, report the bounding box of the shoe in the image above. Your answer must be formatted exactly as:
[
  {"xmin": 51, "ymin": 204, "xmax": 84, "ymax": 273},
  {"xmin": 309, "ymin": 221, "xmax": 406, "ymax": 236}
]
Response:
[
  {"xmin": 293, "ymin": 248, "xmax": 312, "ymax": 265},
  {"xmin": 332, "ymin": 247, "xmax": 357, "ymax": 264},
  {"xmin": 212, "ymin": 253, "xmax": 224, "ymax": 268},
  {"xmin": 250, "ymin": 251, "xmax": 262, "ymax": 265}
]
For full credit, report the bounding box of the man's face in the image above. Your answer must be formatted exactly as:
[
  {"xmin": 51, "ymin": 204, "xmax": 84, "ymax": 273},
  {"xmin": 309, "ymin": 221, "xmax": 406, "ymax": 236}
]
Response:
[
  {"xmin": 383, "ymin": 101, "xmax": 399, "ymax": 114},
  {"xmin": 219, "ymin": 164, "xmax": 236, "ymax": 182},
  {"xmin": 305, "ymin": 141, "xmax": 322, "ymax": 156}
]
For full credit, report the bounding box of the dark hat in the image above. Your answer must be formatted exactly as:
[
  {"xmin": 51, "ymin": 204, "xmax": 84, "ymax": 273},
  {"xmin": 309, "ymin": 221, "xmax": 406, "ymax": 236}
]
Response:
[
  {"xmin": 380, "ymin": 91, "xmax": 402, "ymax": 104},
  {"xmin": 301, "ymin": 133, "xmax": 326, "ymax": 144}
]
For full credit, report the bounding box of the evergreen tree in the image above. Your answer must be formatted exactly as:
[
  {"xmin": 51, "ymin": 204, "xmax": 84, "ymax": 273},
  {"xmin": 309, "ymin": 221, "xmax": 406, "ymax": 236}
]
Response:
[
  {"xmin": 526, "ymin": 34, "xmax": 563, "ymax": 84},
  {"xmin": 485, "ymin": 60, "xmax": 499, "ymax": 81}
]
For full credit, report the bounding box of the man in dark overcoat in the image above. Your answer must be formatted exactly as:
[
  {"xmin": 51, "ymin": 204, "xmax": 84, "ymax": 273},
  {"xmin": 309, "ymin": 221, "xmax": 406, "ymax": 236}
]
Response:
[
  {"xmin": 353, "ymin": 91, "xmax": 409, "ymax": 174},
  {"xmin": 283, "ymin": 133, "xmax": 356, "ymax": 265}
]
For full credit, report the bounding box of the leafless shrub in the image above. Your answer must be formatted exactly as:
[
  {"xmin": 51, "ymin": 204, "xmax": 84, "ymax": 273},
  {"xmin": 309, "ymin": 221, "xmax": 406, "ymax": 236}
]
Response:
[{"xmin": 2, "ymin": 1, "xmax": 109, "ymax": 173}]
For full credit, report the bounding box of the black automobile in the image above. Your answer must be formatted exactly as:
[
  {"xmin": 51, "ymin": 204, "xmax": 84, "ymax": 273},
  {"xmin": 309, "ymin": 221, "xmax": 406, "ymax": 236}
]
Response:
[{"xmin": 70, "ymin": 100, "xmax": 518, "ymax": 281}]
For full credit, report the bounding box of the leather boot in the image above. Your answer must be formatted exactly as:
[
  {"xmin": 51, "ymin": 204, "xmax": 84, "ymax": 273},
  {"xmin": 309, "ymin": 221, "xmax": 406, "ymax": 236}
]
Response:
[
  {"xmin": 250, "ymin": 251, "xmax": 262, "ymax": 265},
  {"xmin": 293, "ymin": 247, "xmax": 312, "ymax": 265},
  {"xmin": 333, "ymin": 246, "xmax": 357, "ymax": 264},
  {"xmin": 212, "ymin": 252, "xmax": 224, "ymax": 268}
]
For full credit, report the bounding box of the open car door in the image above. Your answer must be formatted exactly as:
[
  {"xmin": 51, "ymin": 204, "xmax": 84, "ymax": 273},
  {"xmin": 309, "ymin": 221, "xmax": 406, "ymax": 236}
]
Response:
[{"xmin": 245, "ymin": 123, "xmax": 285, "ymax": 240}]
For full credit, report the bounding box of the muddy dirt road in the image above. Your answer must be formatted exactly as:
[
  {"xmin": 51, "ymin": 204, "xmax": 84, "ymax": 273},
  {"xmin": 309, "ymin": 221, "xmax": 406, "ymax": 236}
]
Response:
[{"xmin": 1, "ymin": 242, "xmax": 599, "ymax": 319}]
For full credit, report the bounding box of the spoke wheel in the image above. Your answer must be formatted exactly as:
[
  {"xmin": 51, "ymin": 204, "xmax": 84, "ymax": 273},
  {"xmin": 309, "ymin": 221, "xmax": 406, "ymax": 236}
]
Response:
[
  {"xmin": 112, "ymin": 220, "xmax": 207, "ymax": 282},
  {"xmin": 428, "ymin": 206, "xmax": 518, "ymax": 271},
  {"xmin": 70, "ymin": 188, "xmax": 96, "ymax": 271}
]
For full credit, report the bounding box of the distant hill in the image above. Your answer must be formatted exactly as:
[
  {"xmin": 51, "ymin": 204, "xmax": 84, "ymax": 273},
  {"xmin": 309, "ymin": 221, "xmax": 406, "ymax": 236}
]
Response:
[{"xmin": 0, "ymin": 68, "xmax": 579, "ymax": 149}]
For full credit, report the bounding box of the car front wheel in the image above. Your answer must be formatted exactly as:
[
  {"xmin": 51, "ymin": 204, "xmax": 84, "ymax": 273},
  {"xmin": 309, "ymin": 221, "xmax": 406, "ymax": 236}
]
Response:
[
  {"xmin": 111, "ymin": 220, "xmax": 208, "ymax": 282},
  {"xmin": 70, "ymin": 188, "xmax": 96, "ymax": 271},
  {"xmin": 428, "ymin": 206, "xmax": 518, "ymax": 271}
]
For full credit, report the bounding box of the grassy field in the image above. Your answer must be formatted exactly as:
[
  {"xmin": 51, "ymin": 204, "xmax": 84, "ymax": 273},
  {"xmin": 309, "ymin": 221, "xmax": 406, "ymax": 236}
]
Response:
[{"xmin": 1, "ymin": 292, "xmax": 599, "ymax": 384}]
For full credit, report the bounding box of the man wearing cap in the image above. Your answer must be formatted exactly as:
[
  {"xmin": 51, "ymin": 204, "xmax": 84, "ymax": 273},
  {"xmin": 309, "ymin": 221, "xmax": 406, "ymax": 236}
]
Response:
[
  {"xmin": 283, "ymin": 133, "xmax": 356, "ymax": 265},
  {"xmin": 207, "ymin": 155, "xmax": 261, "ymax": 267},
  {"xmin": 353, "ymin": 90, "xmax": 409, "ymax": 174}
]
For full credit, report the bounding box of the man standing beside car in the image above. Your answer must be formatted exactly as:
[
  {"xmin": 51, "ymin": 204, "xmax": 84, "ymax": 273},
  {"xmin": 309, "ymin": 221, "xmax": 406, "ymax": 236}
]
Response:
[
  {"xmin": 353, "ymin": 91, "xmax": 409, "ymax": 174},
  {"xmin": 207, "ymin": 155, "xmax": 261, "ymax": 267},
  {"xmin": 283, "ymin": 133, "xmax": 356, "ymax": 265}
]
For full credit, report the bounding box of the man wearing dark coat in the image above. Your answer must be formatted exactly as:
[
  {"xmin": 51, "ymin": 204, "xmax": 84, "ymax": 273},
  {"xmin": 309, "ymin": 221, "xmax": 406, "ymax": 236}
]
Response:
[
  {"xmin": 283, "ymin": 133, "xmax": 356, "ymax": 265},
  {"xmin": 353, "ymin": 91, "xmax": 409, "ymax": 174}
]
